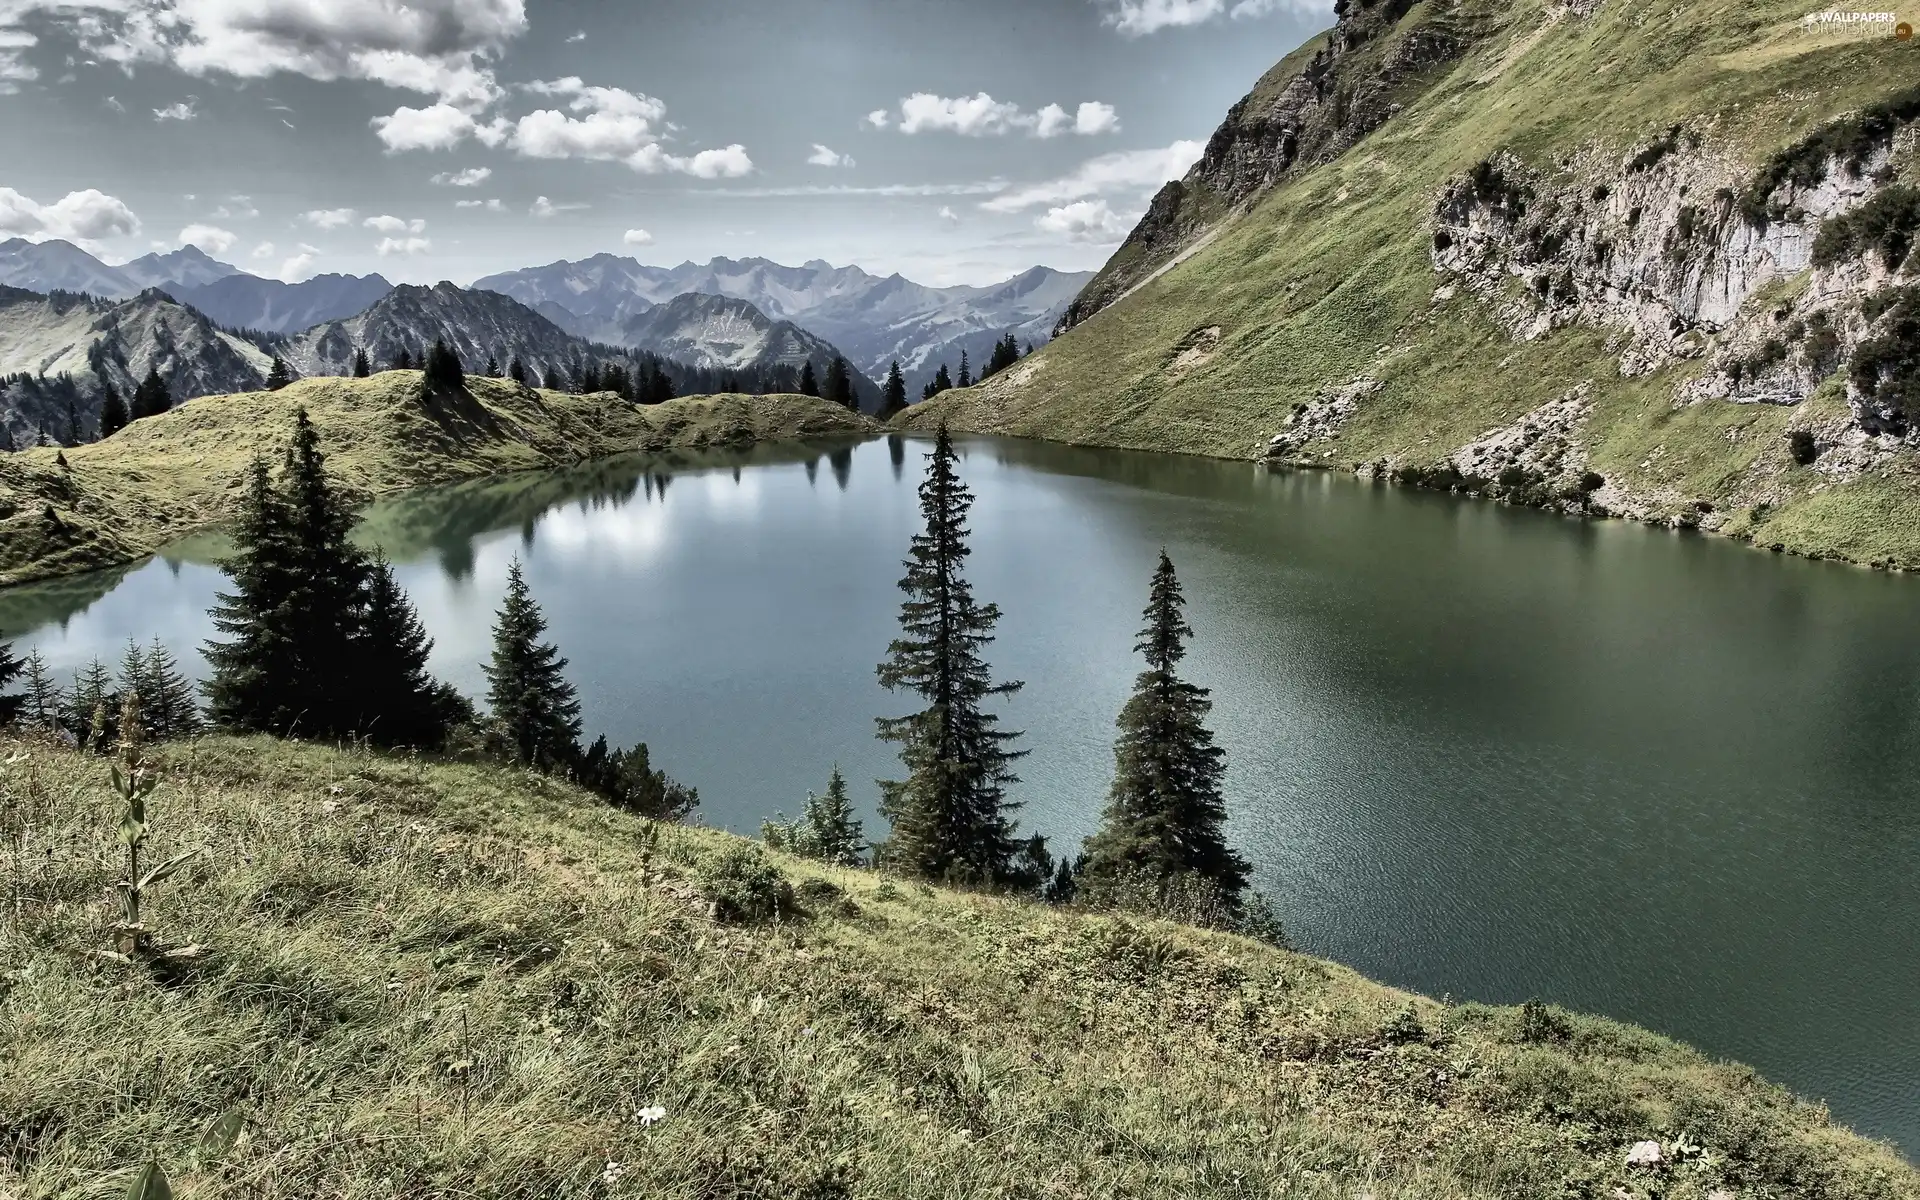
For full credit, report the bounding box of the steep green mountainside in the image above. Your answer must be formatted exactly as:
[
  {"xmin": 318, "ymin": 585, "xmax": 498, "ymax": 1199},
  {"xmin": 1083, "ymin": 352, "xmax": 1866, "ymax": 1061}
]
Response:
[
  {"xmin": 907, "ymin": 0, "xmax": 1920, "ymax": 566},
  {"xmin": 3, "ymin": 732, "xmax": 1913, "ymax": 1197},
  {"xmin": 0, "ymin": 375, "xmax": 871, "ymax": 588}
]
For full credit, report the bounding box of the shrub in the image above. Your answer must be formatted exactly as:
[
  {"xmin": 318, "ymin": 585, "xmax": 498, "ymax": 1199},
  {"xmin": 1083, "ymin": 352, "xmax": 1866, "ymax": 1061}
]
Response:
[
  {"xmin": 1786, "ymin": 429, "xmax": 1819, "ymax": 465},
  {"xmin": 1382, "ymin": 1002, "xmax": 1427, "ymax": 1045},
  {"xmin": 1578, "ymin": 471, "xmax": 1606, "ymax": 493},
  {"xmin": 696, "ymin": 845, "xmax": 796, "ymax": 925},
  {"xmin": 1467, "ymin": 158, "xmax": 1530, "ymax": 217},
  {"xmin": 1811, "ymin": 185, "xmax": 1920, "ymax": 271},
  {"xmin": 1519, "ymin": 998, "xmax": 1572, "ymax": 1044},
  {"xmin": 1627, "ymin": 126, "xmax": 1683, "ymax": 174},
  {"xmin": 1848, "ymin": 286, "xmax": 1920, "ymax": 431}
]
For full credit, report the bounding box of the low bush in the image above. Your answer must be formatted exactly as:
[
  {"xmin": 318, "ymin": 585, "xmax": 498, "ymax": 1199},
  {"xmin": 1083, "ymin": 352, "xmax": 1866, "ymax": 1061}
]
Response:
[{"xmin": 695, "ymin": 845, "xmax": 797, "ymax": 924}]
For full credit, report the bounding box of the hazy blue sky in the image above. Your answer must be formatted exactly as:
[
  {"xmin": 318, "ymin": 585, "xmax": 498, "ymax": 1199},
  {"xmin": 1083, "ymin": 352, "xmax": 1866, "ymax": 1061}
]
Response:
[{"xmin": 0, "ymin": 0, "xmax": 1332, "ymax": 285}]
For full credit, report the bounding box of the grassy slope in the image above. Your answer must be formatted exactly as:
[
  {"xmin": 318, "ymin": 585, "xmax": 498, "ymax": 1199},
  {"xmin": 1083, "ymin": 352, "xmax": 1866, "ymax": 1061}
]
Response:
[
  {"xmin": 2, "ymin": 733, "xmax": 1912, "ymax": 1199},
  {"xmin": 0, "ymin": 374, "xmax": 873, "ymax": 588},
  {"xmin": 902, "ymin": 0, "xmax": 1920, "ymax": 563}
]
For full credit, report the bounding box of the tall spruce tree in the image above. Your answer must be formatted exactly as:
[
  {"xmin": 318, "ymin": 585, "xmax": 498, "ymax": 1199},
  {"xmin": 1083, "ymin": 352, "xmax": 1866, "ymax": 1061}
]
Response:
[
  {"xmin": 799, "ymin": 360, "xmax": 819, "ymax": 397},
  {"xmin": 425, "ymin": 338, "xmax": 465, "ymax": 393},
  {"xmin": 882, "ymin": 361, "xmax": 907, "ymax": 415},
  {"xmin": 0, "ymin": 641, "xmax": 23, "ymax": 728},
  {"xmin": 131, "ymin": 367, "xmax": 170, "ymax": 421},
  {"xmin": 1079, "ymin": 551, "xmax": 1249, "ymax": 908},
  {"xmin": 98, "ymin": 382, "xmax": 129, "ymax": 438},
  {"xmin": 826, "ymin": 356, "xmax": 855, "ymax": 410},
  {"xmin": 352, "ymin": 347, "xmax": 372, "ymax": 378},
  {"xmin": 957, "ymin": 349, "xmax": 972, "ymax": 389},
  {"xmin": 203, "ymin": 410, "xmax": 370, "ymax": 737},
  {"xmin": 875, "ymin": 424, "xmax": 1026, "ymax": 884},
  {"xmin": 932, "ymin": 363, "xmax": 953, "ymax": 394},
  {"xmin": 265, "ymin": 356, "xmax": 292, "ymax": 390},
  {"xmin": 393, "ymin": 347, "xmax": 413, "ymax": 371},
  {"xmin": 485, "ymin": 355, "xmax": 500, "ymax": 378},
  {"xmin": 542, "ymin": 364, "xmax": 563, "ymax": 391},
  {"xmin": 508, "ymin": 356, "xmax": 527, "ymax": 385},
  {"xmin": 483, "ymin": 559, "xmax": 582, "ymax": 770},
  {"xmin": 20, "ymin": 649, "xmax": 62, "ymax": 732}
]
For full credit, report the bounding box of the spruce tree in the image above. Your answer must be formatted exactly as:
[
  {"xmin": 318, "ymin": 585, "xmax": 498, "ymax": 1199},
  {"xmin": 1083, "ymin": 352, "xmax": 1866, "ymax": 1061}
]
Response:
[
  {"xmin": 352, "ymin": 347, "xmax": 372, "ymax": 378},
  {"xmin": 0, "ymin": 641, "xmax": 24, "ymax": 728},
  {"xmin": 875, "ymin": 424, "xmax": 1026, "ymax": 884},
  {"xmin": 483, "ymin": 559, "xmax": 582, "ymax": 771},
  {"xmin": 393, "ymin": 347, "xmax": 413, "ymax": 371},
  {"xmin": 98, "ymin": 381, "xmax": 128, "ymax": 437},
  {"xmin": 265, "ymin": 356, "xmax": 292, "ymax": 391},
  {"xmin": 131, "ymin": 367, "xmax": 170, "ymax": 421},
  {"xmin": 485, "ymin": 355, "xmax": 500, "ymax": 378},
  {"xmin": 1079, "ymin": 552, "xmax": 1249, "ymax": 908},
  {"xmin": 357, "ymin": 554, "xmax": 464, "ymax": 746},
  {"xmin": 826, "ymin": 356, "xmax": 855, "ymax": 410},
  {"xmin": 543, "ymin": 364, "xmax": 563, "ymax": 391},
  {"xmin": 20, "ymin": 648, "xmax": 62, "ymax": 732},
  {"xmin": 882, "ymin": 361, "xmax": 907, "ymax": 415},
  {"xmin": 424, "ymin": 338, "xmax": 465, "ymax": 393},
  {"xmin": 799, "ymin": 360, "xmax": 819, "ymax": 397},
  {"xmin": 808, "ymin": 765, "xmax": 866, "ymax": 865},
  {"xmin": 957, "ymin": 349, "xmax": 972, "ymax": 389},
  {"xmin": 65, "ymin": 658, "xmax": 116, "ymax": 749},
  {"xmin": 138, "ymin": 638, "xmax": 202, "ymax": 741},
  {"xmin": 932, "ymin": 363, "xmax": 953, "ymax": 395},
  {"xmin": 203, "ymin": 411, "xmax": 370, "ymax": 737},
  {"xmin": 508, "ymin": 356, "xmax": 527, "ymax": 385},
  {"xmin": 578, "ymin": 736, "xmax": 698, "ymax": 820}
]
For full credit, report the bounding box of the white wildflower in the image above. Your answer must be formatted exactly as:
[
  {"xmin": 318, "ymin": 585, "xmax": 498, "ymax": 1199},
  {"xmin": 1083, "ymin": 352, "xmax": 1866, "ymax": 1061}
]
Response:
[
  {"xmin": 600, "ymin": 1160, "xmax": 626, "ymax": 1185},
  {"xmin": 637, "ymin": 1104, "xmax": 666, "ymax": 1127}
]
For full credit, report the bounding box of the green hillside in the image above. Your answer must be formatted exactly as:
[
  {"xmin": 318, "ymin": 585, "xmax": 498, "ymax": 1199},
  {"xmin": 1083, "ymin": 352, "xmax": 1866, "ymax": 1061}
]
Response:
[
  {"xmin": 904, "ymin": 0, "xmax": 1920, "ymax": 566},
  {"xmin": 2, "ymin": 731, "xmax": 1913, "ymax": 1198},
  {"xmin": 0, "ymin": 375, "xmax": 873, "ymax": 588}
]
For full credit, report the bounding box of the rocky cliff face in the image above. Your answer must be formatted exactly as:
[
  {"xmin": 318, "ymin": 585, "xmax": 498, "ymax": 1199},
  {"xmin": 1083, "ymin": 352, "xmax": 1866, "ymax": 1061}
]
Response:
[
  {"xmin": 1413, "ymin": 87, "xmax": 1920, "ymax": 524},
  {"xmin": 1060, "ymin": 0, "xmax": 1481, "ymax": 331}
]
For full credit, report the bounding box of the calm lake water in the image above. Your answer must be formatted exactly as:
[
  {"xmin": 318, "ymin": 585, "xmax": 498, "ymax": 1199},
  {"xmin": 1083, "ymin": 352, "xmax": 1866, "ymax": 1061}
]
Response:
[{"xmin": 3, "ymin": 434, "xmax": 1916, "ymax": 1154}]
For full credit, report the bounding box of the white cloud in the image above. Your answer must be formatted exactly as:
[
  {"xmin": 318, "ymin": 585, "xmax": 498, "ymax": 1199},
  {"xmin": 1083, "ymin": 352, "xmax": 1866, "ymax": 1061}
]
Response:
[
  {"xmin": 565, "ymin": 29, "xmax": 586, "ymax": 42},
  {"xmin": 981, "ymin": 139, "xmax": 1204, "ymax": 211},
  {"xmin": 699, "ymin": 180, "xmax": 1008, "ymax": 199},
  {"xmin": 454, "ymin": 197, "xmax": 504, "ymax": 210},
  {"xmin": 250, "ymin": 241, "xmax": 274, "ymax": 258},
  {"xmin": 103, "ymin": 94, "xmax": 125, "ymax": 112},
  {"xmin": 891, "ymin": 92, "xmax": 1122, "ymax": 138},
  {"xmin": 1035, "ymin": 198, "xmax": 1133, "ymax": 243},
  {"xmin": 177, "ymin": 223, "xmax": 236, "ymax": 253},
  {"xmin": 152, "ymin": 98, "xmax": 196, "ymax": 121},
  {"xmin": 863, "ymin": 109, "xmax": 889, "ymax": 129},
  {"xmin": 213, "ymin": 194, "xmax": 257, "ymax": 219},
  {"xmin": 807, "ymin": 143, "xmax": 853, "ymax": 168},
  {"xmin": 1097, "ymin": 0, "xmax": 1317, "ymax": 35},
  {"xmin": 0, "ymin": 186, "xmax": 140, "ymax": 246},
  {"xmin": 364, "ymin": 214, "xmax": 427, "ymax": 234},
  {"xmin": 938, "ymin": 205, "xmax": 960, "ymax": 223},
  {"xmin": 1075, "ymin": 101, "xmax": 1121, "ymax": 135},
  {"xmin": 278, "ymin": 250, "xmax": 319, "ymax": 282},
  {"xmin": 622, "ymin": 228, "xmax": 653, "ymax": 245},
  {"xmin": 430, "ymin": 166, "xmax": 491, "ymax": 186},
  {"xmin": 27, "ymin": 0, "xmax": 529, "ymax": 111},
  {"xmin": 375, "ymin": 236, "xmax": 432, "ymax": 256},
  {"xmin": 372, "ymin": 103, "xmax": 508, "ymax": 152},
  {"xmin": 899, "ymin": 92, "xmax": 1025, "ymax": 136},
  {"xmin": 303, "ymin": 207, "xmax": 356, "ymax": 229},
  {"xmin": 529, "ymin": 195, "xmax": 585, "ymax": 218}
]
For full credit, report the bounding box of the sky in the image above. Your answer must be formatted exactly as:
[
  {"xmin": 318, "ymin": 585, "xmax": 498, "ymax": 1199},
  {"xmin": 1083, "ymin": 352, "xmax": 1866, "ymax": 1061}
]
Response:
[{"xmin": 0, "ymin": 0, "xmax": 1333, "ymax": 287}]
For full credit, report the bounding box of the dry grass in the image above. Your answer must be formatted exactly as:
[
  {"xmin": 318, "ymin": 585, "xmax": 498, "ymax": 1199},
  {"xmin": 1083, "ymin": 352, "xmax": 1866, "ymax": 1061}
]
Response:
[
  {"xmin": 0, "ymin": 376, "xmax": 873, "ymax": 589},
  {"xmin": 0, "ymin": 732, "xmax": 1911, "ymax": 1199}
]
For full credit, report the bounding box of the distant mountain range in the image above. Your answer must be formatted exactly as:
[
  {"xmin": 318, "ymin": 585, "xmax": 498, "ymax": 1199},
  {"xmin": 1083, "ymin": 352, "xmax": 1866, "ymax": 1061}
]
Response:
[
  {"xmin": 0, "ymin": 239, "xmax": 1086, "ymax": 435},
  {"xmin": 475, "ymin": 255, "xmax": 1092, "ymax": 394},
  {"xmin": 620, "ymin": 292, "xmax": 882, "ymax": 410}
]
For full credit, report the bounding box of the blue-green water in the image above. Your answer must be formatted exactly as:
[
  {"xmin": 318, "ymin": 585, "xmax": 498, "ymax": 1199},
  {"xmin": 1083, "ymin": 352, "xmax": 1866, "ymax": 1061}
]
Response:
[{"xmin": 3, "ymin": 434, "xmax": 1915, "ymax": 1154}]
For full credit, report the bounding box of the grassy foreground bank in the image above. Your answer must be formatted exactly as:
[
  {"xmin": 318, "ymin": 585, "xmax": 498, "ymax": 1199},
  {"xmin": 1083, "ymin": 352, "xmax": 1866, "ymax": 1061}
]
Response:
[
  {"xmin": 1, "ymin": 733, "xmax": 1911, "ymax": 1198},
  {"xmin": 0, "ymin": 375, "xmax": 873, "ymax": 588}
]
